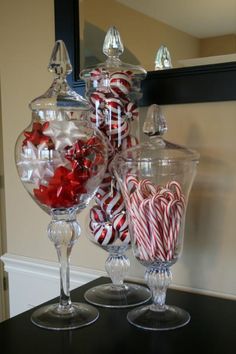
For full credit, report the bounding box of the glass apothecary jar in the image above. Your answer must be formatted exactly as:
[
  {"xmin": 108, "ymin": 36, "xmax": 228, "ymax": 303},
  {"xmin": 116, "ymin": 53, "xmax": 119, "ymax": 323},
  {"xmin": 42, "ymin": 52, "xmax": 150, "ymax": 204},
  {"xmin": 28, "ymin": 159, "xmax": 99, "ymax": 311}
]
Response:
[{"xmin": 80, "ymin": 27, "xmax": 151, "ymax": 308}]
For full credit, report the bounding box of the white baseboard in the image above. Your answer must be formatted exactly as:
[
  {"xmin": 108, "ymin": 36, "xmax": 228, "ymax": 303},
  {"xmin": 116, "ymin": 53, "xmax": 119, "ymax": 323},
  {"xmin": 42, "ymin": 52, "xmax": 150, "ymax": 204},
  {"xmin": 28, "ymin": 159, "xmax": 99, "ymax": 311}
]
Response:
[
  {"xmin": 1, "ymin": 253, "xmax": 105, "ymax": 317},
  {"xmin": 1, "ymin": 253, "xmax": 235, "ymax": 318}
]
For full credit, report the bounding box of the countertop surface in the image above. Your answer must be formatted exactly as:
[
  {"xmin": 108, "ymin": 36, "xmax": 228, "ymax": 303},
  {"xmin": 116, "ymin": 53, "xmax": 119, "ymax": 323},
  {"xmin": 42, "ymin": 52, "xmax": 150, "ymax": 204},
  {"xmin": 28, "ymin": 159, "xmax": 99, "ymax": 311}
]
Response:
[{"xmin": 0, "ymin": 276, "xmax": 236, "ymax": 354}]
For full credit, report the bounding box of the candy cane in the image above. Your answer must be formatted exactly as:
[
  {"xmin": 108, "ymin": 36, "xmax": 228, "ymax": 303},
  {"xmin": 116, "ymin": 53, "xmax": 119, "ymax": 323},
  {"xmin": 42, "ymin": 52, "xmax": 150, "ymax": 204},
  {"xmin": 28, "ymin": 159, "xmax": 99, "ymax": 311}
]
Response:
[
  {"xmin": 126, "ymin": 174, "xmax": 138, "ymax": 192},
  {"xmin": 124, "ymin": 175, "xmax": 185, "ymax": 262}
]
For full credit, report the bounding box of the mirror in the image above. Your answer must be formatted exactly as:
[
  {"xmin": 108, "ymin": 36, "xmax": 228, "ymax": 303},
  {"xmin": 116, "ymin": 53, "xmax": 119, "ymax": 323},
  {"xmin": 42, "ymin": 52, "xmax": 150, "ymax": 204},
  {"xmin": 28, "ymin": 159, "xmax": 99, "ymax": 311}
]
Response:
[
  {"xmin": 54, "ymin": 0, "xmax": 236, "ymax": 105},
  {"xmin": 79, "ymin": 0, "xmax": 236, "ymax": 71}
]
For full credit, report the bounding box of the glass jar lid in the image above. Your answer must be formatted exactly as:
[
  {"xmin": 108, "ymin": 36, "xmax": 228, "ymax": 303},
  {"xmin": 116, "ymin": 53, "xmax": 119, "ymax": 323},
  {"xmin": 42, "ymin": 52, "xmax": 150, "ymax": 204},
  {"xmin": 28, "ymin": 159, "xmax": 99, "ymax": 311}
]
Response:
[
  {"xmin": 30, "ymin": 41, "xmax": 90, "ymax": 112},
  {"xmin": 80, "ymin": 26, "xmax": 147, "ymax": 82},
  {"xmin": 116, "ymin": 104, "xmax": 200, "ymax": 164}
]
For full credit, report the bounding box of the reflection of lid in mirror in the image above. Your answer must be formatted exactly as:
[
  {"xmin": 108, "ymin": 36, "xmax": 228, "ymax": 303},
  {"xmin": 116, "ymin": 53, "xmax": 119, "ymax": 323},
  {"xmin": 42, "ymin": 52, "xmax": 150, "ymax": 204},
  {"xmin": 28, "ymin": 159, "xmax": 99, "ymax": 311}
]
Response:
[
  {"xmin": 80, "ymin": 26, "xmax": 147, "ymax": 81},
  {"xmin": 119, "ymin": 104, "xmax": 200, "ymax": 164},
  {"xmin": 30, "ymin": 40, "xmax": 90, "ymax": 112}
]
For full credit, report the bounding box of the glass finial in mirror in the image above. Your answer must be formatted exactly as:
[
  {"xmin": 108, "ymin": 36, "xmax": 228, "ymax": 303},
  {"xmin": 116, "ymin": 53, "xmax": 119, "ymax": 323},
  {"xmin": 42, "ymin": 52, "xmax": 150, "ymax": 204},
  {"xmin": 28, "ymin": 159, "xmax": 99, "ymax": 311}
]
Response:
[
  {"xmin": 48, "ymin": 40, "xmax": 72, "ymax": 77},
  {"xmin": 155, "ymin": 45, "xmax": 172, "ymax": 70},
  {"xmin": 103, "ymin": 26, "xmax": 124, "ymax": 59},
  {"xmin": 143, "ymin": 104, "xmax": 167, "ymax": 136}
]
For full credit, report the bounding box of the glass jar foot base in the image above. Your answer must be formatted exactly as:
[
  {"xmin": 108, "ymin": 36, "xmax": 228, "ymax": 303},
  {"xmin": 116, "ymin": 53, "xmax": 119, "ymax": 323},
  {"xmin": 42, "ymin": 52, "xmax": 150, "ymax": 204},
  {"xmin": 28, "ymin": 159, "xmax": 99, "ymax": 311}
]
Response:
[
  {"xmin": 127, "ymin": 304, "xmax": 190, "ymax": 330},
  {"xmin": 31, "ymin": 302, "xmax": 99, "ymax": 330},
  {"xmin": 84, "ymin": 283, "xmax": 151, "ymax": 308}
]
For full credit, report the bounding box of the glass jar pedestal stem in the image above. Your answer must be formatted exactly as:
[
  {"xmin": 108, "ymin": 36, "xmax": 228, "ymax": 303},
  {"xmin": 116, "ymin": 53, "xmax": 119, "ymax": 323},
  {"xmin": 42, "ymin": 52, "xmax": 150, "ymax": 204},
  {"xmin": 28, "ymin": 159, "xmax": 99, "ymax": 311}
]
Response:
[
  {"xmin": 127, "ymin": 266, "xmax": 190, "ymax": 331},
  {"xmin": 84, "ymin": 249, "xmax": 150, "ymax": 308},
  {"xmin": 31, "ymin": 210, "xmax": 99, "ymax": 330}
]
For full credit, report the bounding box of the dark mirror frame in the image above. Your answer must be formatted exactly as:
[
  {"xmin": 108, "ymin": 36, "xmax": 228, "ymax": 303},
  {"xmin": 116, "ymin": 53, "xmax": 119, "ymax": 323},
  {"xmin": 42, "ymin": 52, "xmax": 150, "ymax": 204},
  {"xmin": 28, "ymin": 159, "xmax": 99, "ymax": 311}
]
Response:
[{"xmin": 54, "ymin": 0, "xmax": 236, "ymax": 106}]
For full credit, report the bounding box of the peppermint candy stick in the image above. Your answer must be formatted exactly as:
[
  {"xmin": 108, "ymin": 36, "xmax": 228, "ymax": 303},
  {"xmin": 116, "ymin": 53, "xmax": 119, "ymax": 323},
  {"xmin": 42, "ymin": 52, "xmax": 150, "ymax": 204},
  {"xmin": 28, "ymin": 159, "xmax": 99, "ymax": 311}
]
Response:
[{"xmin": 125, "ymin": 176, "xmax": 185, "ymax": 262}]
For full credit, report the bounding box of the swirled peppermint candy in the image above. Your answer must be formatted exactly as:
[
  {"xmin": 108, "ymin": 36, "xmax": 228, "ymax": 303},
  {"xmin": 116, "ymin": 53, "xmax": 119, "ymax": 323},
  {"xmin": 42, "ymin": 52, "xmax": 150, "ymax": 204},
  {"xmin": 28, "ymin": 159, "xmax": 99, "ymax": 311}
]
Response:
[
  {"xmin": 112, "ymin": 211, "xmax": 128, "ymax": 232},
  {"xmin": 92, "ymin": 222, "xmax": 116, "ymax": 246},
  {"xmin": 105, "ymin": 121, "xmax": 130, "ymax": 141},
  {"xmin": 101, "ymin": 189, "xmax": 125, "ymax": 217},
  {"xmin": 110, "ymin": 71, "xmax": 132, "ymax": 97},
  {"xmin": 124, "ymin": 102, "xmax": 138, "ymax": 121},
  {"xmin": 90, "ymin": 205, "xmax": 106, "ymax": 223},
  {"xmin": 119, "ymin": 229, "xmax": 131, "ymax": 245}
]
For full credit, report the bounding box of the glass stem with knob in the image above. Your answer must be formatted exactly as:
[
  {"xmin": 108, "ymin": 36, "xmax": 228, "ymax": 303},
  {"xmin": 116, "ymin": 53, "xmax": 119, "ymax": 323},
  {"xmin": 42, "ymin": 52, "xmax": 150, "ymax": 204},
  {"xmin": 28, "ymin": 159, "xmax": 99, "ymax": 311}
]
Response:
[
  {"xmin": 84, "ymin": 245, "xmax": 150, "ymax": 308},
  {"xmin": 31, "ymin": 210, "xmax": 99, "ymax": 330},
  {"xmin": 145, "ymin": 267, "xmax": 172, "ymax": 312},
  {"xmin": 127, "ymin": 264, "xmax": 190, "ymax": 331},
  {"xmin": 48, "ymin": 210, "xmax": 80, "ymax": 313},
  {"xmin": 105, "ymin": 252, "xmax": 130, "ymax": 288}
]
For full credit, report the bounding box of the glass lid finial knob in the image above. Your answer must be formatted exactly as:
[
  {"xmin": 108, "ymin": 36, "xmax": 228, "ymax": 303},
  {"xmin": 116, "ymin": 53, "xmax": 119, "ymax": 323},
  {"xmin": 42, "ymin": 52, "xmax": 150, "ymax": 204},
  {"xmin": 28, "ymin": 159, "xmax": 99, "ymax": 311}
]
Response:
[
  {"xmin": 103, "ymin": 26, "xmax": 124, "ymax": 58},
  {"xmin": 48, "ymin": 40, "xmax": 72, "ymax": 77},
  {"xmin": 143, "ymin": 104, "xmax": 167, "ymax": 137}
]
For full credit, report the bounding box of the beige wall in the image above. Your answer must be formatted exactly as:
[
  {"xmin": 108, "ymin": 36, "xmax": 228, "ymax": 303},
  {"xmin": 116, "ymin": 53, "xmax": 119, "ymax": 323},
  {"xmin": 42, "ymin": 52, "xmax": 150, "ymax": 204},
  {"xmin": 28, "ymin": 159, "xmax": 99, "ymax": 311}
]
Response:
[
  {"xmin": 0, "ymin": 0, "xmax": 55, "ymax": 259},
  {"xmin": 0, "ymin": 0, "xmax": 236, "ymax": 300},
  {"xmin": 200, "ymin": 34, "xmax": 236, "ymax": 57}
]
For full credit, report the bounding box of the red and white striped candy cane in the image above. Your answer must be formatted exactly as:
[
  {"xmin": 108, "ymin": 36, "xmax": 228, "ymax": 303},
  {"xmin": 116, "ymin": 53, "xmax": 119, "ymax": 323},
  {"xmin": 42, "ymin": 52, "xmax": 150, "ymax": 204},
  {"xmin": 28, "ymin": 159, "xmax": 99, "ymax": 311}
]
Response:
[
  {"xmin": 144, "ymin": 197, "xmax": 165, "ymax": 261},
  {"xmin": 124, "ymin": 176, "xmax": 186, "ymax": 262},
  {"xmin": 166, "ymin": 180, "xmax": 183, "ymax": 200},
  {"xmin": 126, "ymin": 175, "xmax": 138, "ymax": 192},
  {"xmin": 140, "ymin": 198, "xmax": 163, "ymax": 261},
  {"xmin": 138, "ymin": 179, "xmax": 156, "ymax": 198},
  {"xmin": 129, "ymin": 192, "xmax": 153, "ymax": 257}
]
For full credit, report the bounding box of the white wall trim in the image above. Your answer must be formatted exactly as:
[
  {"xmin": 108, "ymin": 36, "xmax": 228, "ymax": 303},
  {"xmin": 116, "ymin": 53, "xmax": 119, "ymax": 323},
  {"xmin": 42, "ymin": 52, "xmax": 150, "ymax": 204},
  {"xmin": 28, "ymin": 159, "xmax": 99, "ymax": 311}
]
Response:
[
  {"xmin": 127, "ymin": 274, "xmax": 236, "ymax": 302},
  {"xmin": 1, "ymin": 253, "xmax": 105, "ymax": 284},
  {"xmin": 1, "ymin": 253, "xmax": 105, "ymax": 317},
  {"xmin": 1, "ymin": 253, "xmax": 235, "ymax": 318}
]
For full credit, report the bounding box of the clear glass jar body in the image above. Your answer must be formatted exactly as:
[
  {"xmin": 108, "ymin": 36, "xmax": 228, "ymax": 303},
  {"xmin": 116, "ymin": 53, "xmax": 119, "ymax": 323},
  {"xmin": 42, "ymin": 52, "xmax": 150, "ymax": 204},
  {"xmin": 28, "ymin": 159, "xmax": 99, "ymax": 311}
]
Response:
[
  {"xmin": 79, "ymin": 27, "xmax": 151, "ymax": 307},
  {"xmin": 115, "ymin": 154, "xmax": 197, "ymax": 267},
  {"xmin": 15, "ymin": 109, "xmax": 108, "ymax": 214},
  {"xmin": 113, "ymin": 140, "xmax": 199, "ymax": 330},
  {"xmin": 79, "ymin": 71, "xmax": 151, "ymax": 308}
]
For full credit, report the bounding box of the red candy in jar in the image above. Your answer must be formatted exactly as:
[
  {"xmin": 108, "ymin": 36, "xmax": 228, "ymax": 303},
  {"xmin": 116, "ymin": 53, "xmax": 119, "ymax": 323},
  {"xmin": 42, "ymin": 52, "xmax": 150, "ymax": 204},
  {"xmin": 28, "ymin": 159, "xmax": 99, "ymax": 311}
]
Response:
[
  {"xmin": 79, "ymin": 26, "xmax": 146, "ymax": 254},
  {"xmin": 110, "ymin": 71, "xmax": 132, "ymax": 97},
  {"xmin": 124, "ymin": 102, "xmax": 138, "ymax": 121},
  {"xmin": 90, "ymin": 205, "xmax": 106, "ymax": 223},
  {"xmin": 90, "ymin": 91, "xmax": 106, "ymax": 109},
  {"xmin": 105, "ymin": 121, "xmax": 130, "ymax": 141},
  {"xmin": 112, "ymin": 211, "xmax": 128, "ymax": 232},
  {"xmin": 119, "ymin": 229, "xmax": 131, "ymax": 245},
  {"xmin": 101, "ymin": 189, "xmax": 125, "ymax": 217},
  {"xmin": 92, "ymin": 222, "xmax": 116, "ymax": 246}
]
